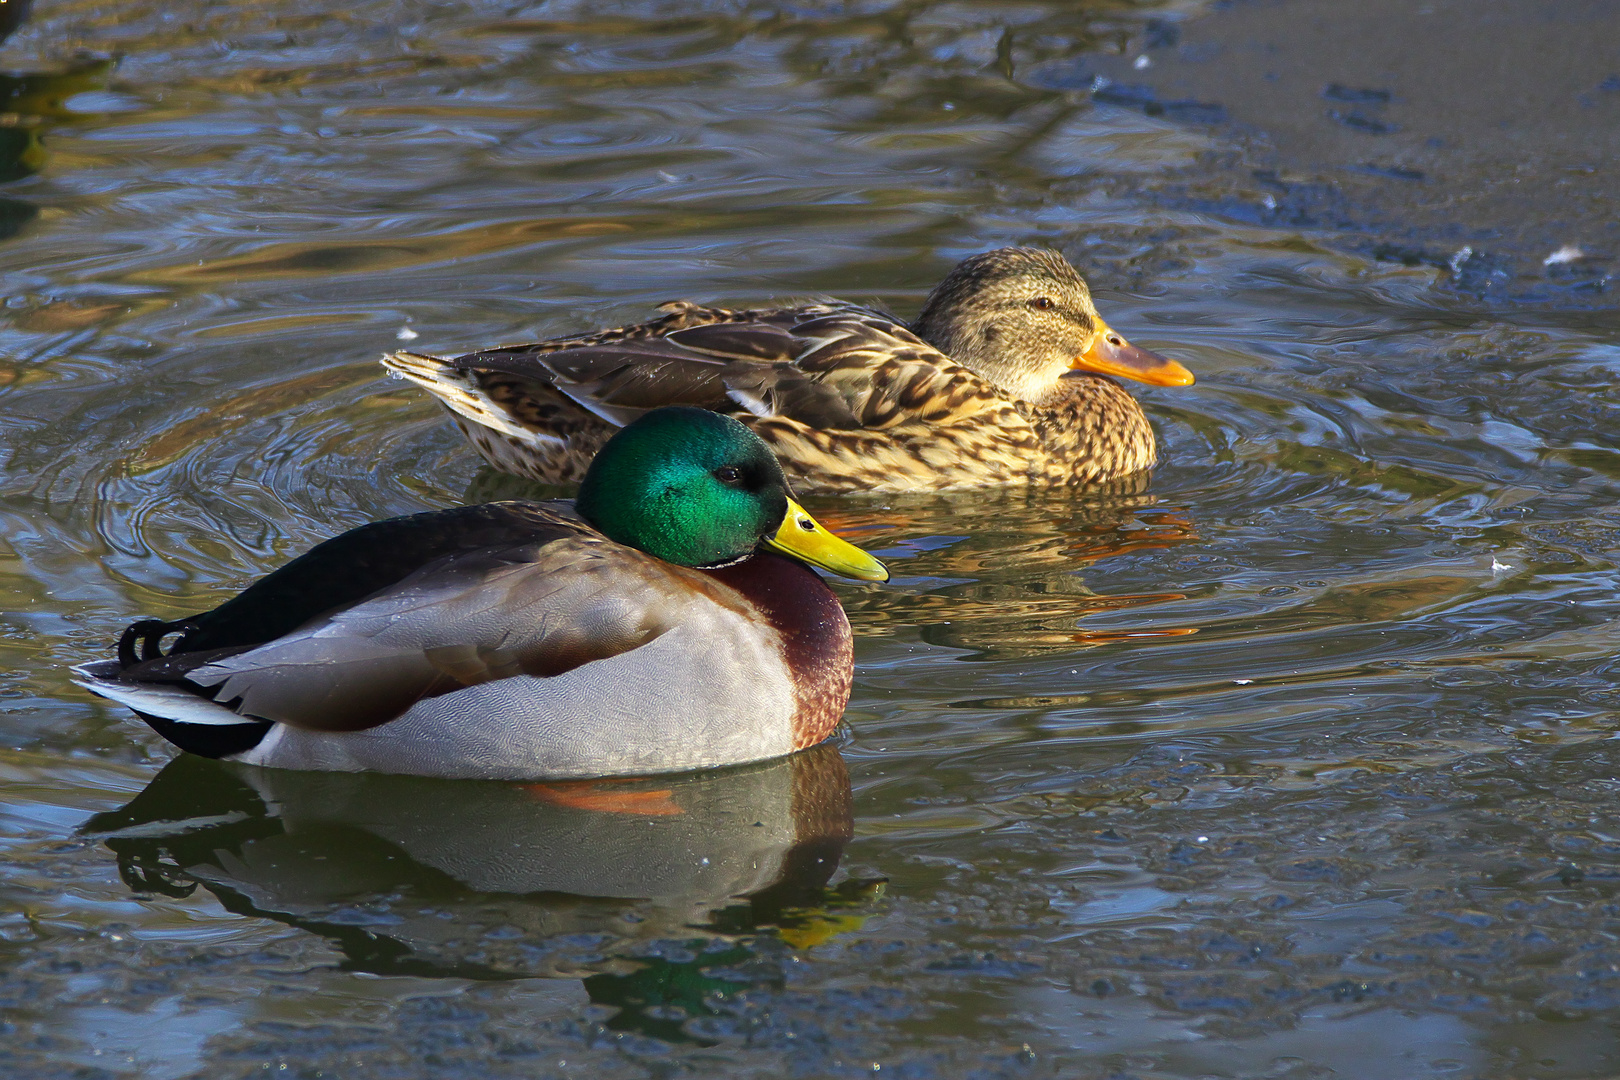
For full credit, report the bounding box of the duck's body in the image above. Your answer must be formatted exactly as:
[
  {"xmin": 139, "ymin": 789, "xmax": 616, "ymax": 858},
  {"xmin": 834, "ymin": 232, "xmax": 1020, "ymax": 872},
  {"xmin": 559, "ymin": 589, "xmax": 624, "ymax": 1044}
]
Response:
[
  {"xmin": 75, "ymin": 410, "xmax": 888, "ymax": 780},
  {"xmin": 385, "ymin": 249, "xmax": 1193, "ymax": 494}
]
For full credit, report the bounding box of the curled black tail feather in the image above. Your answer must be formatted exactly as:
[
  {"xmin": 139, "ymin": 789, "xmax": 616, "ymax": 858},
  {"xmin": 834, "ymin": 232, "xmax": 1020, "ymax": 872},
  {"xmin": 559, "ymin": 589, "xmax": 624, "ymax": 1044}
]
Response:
[{"xmin": 117, "ymin": 618, "xmax": 199, "ymax": 668}]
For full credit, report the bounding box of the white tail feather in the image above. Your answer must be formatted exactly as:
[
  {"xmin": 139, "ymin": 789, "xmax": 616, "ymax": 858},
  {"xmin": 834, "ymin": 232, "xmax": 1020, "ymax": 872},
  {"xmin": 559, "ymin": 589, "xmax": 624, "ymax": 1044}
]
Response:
[
  {"xmin": 72, "ymin": 661, "xmax": 256, "ymax": 728},
  {"xmin": 381, "ymin": 352, "xmax": 563, "ymax": 447}
]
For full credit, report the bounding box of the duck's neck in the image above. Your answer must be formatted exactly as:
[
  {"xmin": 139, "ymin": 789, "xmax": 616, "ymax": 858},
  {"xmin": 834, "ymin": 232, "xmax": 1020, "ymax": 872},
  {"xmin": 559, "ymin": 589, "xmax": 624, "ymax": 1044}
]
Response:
[
  {"xmin": 699, "ymin": 554, "xmax": 853, "ymax": 750},
  {"xmin": 909, "ymin": 320, "xmax": 1067, "ymax": 404}
]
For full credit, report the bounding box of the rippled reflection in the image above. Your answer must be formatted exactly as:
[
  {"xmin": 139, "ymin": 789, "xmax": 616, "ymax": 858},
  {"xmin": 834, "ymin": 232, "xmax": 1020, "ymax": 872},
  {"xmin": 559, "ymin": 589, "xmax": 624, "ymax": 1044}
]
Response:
[
  {"xmin": 86, "ymin": 744, "xmax": 879, "ymax": 1043},
  {"xmin": 0, "ymin": 33, "xmax": 116, "ymax": 238}
]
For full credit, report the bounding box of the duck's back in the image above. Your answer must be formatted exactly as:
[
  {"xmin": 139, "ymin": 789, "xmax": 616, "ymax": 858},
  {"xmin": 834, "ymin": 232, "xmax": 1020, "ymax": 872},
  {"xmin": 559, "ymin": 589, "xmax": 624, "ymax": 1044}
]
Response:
[{"xmin": 386, "ymin": 301, "xmax": 1042, "ymax": 493}]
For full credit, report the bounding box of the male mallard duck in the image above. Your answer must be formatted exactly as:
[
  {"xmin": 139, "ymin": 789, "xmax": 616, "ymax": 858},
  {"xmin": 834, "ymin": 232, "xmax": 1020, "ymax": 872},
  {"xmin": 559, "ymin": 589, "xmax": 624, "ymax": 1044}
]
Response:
[
  {"xmin": 384, "ymin": 247, "xmax": 1194, "ymax": 494},
  {"xmin": 74, "ymin": 408, "xmax": 889, "ymax": 780}
]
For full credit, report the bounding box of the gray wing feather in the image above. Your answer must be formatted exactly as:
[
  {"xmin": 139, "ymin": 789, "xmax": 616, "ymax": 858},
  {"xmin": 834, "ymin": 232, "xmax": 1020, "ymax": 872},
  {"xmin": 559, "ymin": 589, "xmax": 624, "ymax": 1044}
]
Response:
[{"xmin": 189, "ymin": 539, "xmax": 709, "ymax": 733}]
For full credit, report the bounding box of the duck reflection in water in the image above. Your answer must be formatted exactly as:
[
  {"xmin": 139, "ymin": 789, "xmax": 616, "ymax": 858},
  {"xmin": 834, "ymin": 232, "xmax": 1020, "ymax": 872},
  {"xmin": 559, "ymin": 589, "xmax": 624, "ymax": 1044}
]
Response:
[
  {"xmin": 85, "ymin": 744, "xmax": 879, "ymax": 1044},
  {"xmin": 793, "ymin": 485, "xmax": 1206, "ymax": 661}
]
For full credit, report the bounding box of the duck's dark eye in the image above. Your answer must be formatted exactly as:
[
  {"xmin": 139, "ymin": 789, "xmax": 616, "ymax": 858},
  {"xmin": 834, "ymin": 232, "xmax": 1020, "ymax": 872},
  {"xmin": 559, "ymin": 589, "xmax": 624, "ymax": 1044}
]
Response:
[
  {"xmin": 713, "ymin": 466, "xmax": 743, "ymax": 484},
  {"xmin": 1028, "ymin": 296, "xmax": 1055, "ymax": 311}
]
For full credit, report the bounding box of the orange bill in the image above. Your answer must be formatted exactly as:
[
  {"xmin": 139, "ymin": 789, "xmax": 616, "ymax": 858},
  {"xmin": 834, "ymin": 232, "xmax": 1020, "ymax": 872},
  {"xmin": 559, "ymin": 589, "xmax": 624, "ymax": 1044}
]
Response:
[{"xmin": 1073, "ymin": 324, "xmax": 1195, "ymax": 387}]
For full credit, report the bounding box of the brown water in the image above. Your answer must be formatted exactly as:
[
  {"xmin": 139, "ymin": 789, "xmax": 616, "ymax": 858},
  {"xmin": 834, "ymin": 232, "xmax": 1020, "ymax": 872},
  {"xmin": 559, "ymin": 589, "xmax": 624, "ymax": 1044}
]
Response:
[{"xmin": 4, "ymin": 1, "xmax": 1620, "ymax": 1077}]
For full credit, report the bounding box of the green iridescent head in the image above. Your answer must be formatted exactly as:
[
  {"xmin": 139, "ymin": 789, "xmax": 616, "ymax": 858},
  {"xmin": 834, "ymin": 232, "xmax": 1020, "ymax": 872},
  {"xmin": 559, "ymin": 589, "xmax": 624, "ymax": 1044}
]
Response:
[
  {"xmin": 577, "ymin": 407, "xmax": 786, "ymax": 567},
  {"xmin": 576, "ymin": 408, "xmax": 888, "ymax": 581}
]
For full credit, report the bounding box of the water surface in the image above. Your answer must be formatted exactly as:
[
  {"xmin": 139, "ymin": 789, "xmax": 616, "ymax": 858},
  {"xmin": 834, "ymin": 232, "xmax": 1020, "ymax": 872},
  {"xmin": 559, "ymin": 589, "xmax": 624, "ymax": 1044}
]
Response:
[{"xmin": 4, "ymin": 1, "xmax": 1620, "ymax": 1077}]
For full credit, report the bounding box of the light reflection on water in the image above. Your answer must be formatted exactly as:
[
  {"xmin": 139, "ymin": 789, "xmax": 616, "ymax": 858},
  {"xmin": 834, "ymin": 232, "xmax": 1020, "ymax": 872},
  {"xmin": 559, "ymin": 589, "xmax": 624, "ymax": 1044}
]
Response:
[{"xmin": 3, "ymin": 0, "xmax": 1620, "ymax": 1075}]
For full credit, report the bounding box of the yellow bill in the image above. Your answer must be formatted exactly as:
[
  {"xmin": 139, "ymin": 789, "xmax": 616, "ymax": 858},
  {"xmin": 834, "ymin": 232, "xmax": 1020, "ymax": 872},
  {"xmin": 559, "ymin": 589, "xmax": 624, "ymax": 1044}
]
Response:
[
  {"xmin": 1072, "ymin": 323, "xmax": 1195, "ymax": 387},
  {"xmin": 766, "ymin": 498, "xmax": 890, "ymax": 582}
]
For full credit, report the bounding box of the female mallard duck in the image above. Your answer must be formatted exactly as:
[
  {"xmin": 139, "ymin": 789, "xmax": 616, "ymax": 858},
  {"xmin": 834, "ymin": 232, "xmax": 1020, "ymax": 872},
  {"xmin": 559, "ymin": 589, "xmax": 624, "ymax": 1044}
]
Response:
[
  {"xmin": 74, "ymin": 408, "xmax": 889, "ymax": 780},
  {"xmin": 384, "ymin": 247, "xmax": 1194, "ymax": 494}
]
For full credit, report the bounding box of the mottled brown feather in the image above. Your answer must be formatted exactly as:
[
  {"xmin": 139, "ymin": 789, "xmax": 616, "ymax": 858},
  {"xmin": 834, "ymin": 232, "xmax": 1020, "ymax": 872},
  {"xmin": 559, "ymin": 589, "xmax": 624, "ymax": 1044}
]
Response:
[{"xmin": 384, "ymin": 249, "xmax": 1184, "ymax": 493}]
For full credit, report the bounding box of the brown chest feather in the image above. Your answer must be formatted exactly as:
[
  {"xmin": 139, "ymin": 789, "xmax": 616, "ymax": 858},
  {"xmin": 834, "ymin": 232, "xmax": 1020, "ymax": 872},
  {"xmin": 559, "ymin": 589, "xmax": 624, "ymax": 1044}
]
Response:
[{"xmin": 700, "ymin": 555, "xmax": 854, "ymax": 750}]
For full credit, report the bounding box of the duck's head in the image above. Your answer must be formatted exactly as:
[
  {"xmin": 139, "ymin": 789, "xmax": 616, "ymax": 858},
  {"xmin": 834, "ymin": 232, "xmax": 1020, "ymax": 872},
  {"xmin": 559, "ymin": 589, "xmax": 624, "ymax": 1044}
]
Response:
[
  {"xmin": 911, "ymin": 247, "xmax": 1194, "ymax": 402},
  {"xmin": 577, "ymin": 407, "xmax": 889, "ymax": 581}
]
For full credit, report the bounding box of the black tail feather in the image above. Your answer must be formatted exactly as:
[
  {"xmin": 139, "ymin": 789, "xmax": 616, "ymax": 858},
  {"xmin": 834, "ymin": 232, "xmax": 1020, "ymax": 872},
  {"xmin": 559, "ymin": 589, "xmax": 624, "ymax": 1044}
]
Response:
[
  {"xmin": 117, "ymin": 617, "xmax": 199, "ymax": 668},
  {"xmin": 137, "ymin": 711, "xmax": 272, "ymax": 759}
]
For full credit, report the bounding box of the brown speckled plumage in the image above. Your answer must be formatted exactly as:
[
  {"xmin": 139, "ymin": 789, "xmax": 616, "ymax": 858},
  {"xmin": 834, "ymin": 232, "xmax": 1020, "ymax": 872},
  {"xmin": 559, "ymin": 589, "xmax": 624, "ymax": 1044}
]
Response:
[
  {"xmin": 1023, "ymin": 375, "xmax": 1157, "ymax": 484},
  {"xmin": 384, "ymin": 248, "xmax": 1190, "ymax": 493}
]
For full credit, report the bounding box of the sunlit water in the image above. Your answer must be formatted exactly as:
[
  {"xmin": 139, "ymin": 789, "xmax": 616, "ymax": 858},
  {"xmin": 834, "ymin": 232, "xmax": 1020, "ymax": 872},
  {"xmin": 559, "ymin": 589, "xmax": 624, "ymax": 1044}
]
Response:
[{"xmin": 4, "ymin": 1, "xmax": 1620, "ymax": 1077}]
